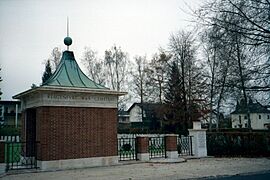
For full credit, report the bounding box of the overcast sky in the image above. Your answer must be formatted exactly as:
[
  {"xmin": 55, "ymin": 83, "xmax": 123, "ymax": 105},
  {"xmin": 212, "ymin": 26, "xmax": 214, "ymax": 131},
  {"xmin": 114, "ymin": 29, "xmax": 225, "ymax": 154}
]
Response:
[{"xmin": 0, "ymin": 0, "xmax": 202, "ymax": 100}]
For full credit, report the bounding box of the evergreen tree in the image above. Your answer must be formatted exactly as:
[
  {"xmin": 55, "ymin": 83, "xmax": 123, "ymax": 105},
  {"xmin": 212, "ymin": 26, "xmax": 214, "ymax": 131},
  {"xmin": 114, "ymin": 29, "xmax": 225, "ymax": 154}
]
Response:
[
  {"xmin": 164, "ymin": 61, "xmax": 185, "ymax": 133},
  {"xmin": 42, "ymin": 60, "xmax": 53, "ymax": 83}
]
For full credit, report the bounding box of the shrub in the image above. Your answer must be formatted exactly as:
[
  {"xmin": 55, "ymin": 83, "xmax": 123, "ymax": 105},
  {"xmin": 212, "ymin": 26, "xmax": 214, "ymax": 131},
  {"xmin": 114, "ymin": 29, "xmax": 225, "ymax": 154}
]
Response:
[{"xmin": 207, "ymin": 131, "xmax": 270, "ymax": 157}]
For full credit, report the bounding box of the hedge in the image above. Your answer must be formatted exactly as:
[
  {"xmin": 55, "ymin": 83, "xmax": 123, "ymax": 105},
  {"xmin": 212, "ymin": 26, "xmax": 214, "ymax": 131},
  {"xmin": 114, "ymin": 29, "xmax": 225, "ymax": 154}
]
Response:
[{"xmin": 207, "ymin": 131, "xmax": 270, "ymax": 157}]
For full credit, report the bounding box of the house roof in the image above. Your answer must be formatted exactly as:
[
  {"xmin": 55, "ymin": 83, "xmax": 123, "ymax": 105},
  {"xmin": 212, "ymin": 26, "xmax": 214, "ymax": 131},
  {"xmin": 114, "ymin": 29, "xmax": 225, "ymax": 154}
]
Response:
[
  {"xmin": 231, "ymin": 100, "xmax": 270, "ymax": 114},
  {"xmin": 42, "ymin": 50, "xmax": 108, "ymax": 89},
  {"xmin": 127, "ymin": 103, "xmax": 165, "ymax": 112}
]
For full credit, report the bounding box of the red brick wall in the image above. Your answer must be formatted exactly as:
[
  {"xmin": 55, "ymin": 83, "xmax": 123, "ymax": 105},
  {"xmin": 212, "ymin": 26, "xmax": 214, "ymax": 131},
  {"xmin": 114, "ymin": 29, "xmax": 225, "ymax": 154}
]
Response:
[
  {"xmin": 165, "ymin": 136, "xmax": 177, "ymax": 151},
  {"xmin": 36, "ymin": 106, "xmax": 117, "ymax": 161},
  {"xmin": 136, "ymin": 137, "xmax": 149, "ymax": 153}
]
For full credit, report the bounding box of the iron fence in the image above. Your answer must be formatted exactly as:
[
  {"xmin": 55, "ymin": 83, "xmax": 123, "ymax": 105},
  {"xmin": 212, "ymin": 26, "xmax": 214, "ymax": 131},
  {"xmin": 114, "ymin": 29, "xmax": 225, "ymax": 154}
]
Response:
[
  {"xmin": 177, "ymin": 136, "xmax": 193, "ymax": 156},
  {"xmin": 118, "ymin": 138, "xmax": 137, "ymax": 161},
  {"xmin": 5, "ymin": 141, "xmax": 39, "ymax": 171},
  {"xmin": 149, "ymin": 137, "xmax": 166, "ymax": 159}
]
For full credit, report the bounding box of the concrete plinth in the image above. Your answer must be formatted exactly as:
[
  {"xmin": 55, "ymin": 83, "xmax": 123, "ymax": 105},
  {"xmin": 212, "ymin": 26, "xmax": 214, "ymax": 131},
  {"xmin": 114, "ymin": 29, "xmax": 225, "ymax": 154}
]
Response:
[
  {"xmin": 166, "ymin": 151, "xmax": 179, "ymax": 159},
  {"xmin": 38, "ymin": 156, "xmax": 118, "ymax": 171},
  {"xmin": 137, "ymin": 153, "xmax": 149, "ymax": 161}
]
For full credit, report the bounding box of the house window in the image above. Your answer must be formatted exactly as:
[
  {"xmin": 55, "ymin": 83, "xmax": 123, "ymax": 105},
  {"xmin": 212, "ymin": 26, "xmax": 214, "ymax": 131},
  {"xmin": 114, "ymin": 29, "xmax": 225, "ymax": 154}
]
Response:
[
  {"xmin": 244, "ymin": 116, "xmax": 247, "ymax": 119},
  {"xmin": 259, "ymin": 115, "xmax": 261, "ymax": 119},
  {"xmin": 245, "ymin": 123, "xmax": 247, "ymax": 128},
  {"xmin": 268, "ymin": 115, "xmax": 270, "ymax": 119},
  {"xmin": 239, "ymin": 115, "xmax": 241, "ymax": 124}
]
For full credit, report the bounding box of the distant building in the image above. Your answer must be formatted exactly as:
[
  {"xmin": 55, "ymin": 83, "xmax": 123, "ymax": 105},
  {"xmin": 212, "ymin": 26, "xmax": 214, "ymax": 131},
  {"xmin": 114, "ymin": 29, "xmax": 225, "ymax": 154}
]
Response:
[
  {"xmin": 231, "ymin": 100, "xmax": 270, "ymax": 129},
  {"xmin": 118, "ymin": 103, "xmax": 164, "ymax": 131},
  {"xmin": 0, "ymin": 100, "xmax": 21, "ymax": 126},
  {"xmin": 118, "ymin": 110, "xmax": 130, "ymax": 130}
]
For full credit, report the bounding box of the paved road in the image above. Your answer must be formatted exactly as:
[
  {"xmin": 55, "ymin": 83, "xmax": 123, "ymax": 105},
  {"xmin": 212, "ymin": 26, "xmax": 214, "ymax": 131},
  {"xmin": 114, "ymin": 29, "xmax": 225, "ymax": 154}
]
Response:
[
  {"xmin": 214, "ymin": 171, "xmax": 270, "ymax": 180},
  {"xmin": 2, "ymin": 158, "xmax": 270, "ymax": 180}
]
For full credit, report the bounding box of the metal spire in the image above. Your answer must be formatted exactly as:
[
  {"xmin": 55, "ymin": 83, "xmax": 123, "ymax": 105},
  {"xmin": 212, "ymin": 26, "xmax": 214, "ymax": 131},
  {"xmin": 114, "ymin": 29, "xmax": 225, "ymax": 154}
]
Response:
[
  {"xmin": 64, "ymin": 17, "xmax": 72, "ymax": 51},
  {"xmin": 67, "ymin": 17, "xmax": 69, "ymax": 37}
]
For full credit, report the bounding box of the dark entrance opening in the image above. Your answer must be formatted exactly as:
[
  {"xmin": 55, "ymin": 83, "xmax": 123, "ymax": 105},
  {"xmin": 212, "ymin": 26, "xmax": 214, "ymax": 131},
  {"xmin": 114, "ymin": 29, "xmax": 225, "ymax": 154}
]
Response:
[{"xmin": 25, "ymin": 108, "xmax": 37, "ymax": 157}]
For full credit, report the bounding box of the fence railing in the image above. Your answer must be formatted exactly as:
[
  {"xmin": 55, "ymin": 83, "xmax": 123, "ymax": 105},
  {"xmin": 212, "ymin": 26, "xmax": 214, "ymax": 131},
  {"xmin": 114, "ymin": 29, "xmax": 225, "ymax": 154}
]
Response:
[
  {"xmin": 177, "ymin": 136, "xmax": 193, "ymax": 156},
  {"xmin": 118, "ymin": 138, "xmax": 137, "ymax": 161},
  {"xmin": 0, "ymin": 135, "xmax": 20, "ymax": 142},
  {"xmin": 117, "ymin": 134, "xmax": 194, "ymax": 161},
  {"xmin": 148, "ymin": 137, "xmax": 166, "ymax": 159},
  {"xmin": 5, "ymin": 141, "xmax": 39, "ymax": 171}
]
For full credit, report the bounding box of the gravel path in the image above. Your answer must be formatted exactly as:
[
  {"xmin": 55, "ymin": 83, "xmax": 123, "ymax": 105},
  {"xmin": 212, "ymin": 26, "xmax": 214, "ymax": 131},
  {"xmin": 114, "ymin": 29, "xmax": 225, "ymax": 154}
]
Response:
[{"xmin": 2, "ymin": 158, "xmax": 270, "ymax": 180}]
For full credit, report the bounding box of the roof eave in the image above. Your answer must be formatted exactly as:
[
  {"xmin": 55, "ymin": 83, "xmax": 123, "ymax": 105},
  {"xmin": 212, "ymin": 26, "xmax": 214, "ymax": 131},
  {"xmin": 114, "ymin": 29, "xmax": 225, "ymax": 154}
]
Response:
[{"xmin": 13, "ymin": 86, "xmax": 127, "ymax": 99}]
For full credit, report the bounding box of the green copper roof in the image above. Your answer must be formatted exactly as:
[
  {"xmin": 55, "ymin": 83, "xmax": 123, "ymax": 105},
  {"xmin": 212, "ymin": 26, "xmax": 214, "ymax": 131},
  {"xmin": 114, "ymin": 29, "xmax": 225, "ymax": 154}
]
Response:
[{"xmin": 43, "ymin": 51, "xmax": 108, "ymax": 89}]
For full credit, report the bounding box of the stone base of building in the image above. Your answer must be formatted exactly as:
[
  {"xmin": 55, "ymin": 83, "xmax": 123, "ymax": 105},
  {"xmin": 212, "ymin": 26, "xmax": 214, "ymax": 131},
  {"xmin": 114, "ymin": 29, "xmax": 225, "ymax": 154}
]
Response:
[
  {"xmin": 166, "ymin": 151, "xmax": 178, "ymax": 159},
  {"xmin": 0, "ymin": 163, "xmax": 5, "ymax": 176},
  {"xmin": 137, "ymin": 153, "xmax": 150, "ymax": 161},
  {"xmin": 37, "ymin": 156, "xmax": 118, "ymax": 171}
]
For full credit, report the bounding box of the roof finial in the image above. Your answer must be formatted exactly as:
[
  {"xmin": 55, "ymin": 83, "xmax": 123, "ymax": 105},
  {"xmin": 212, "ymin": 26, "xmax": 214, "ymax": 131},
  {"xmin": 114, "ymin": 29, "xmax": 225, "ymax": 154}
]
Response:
[
  {"xmin": 64, "ymin": 17, "xmax": 72, "ymax": 51},
  {"xmin": 67, "ymin": 17, "xmax": 69, "ymax": 37}
]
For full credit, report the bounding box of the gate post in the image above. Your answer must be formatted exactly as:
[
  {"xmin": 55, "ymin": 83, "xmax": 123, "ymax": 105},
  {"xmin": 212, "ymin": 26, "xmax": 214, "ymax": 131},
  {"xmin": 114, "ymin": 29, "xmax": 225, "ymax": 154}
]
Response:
[
  {"xmin": 165, "ymin": 134, "xmax": 178, "ymax": 159},
  {"xmin": 0, "ymin": 141, "xmax": 6, "ymax": 175},
  {"xmin": 188, "ymin": 121, "xmax": 207, "ymax": 157},
  {"xmin": 136, "ymin": 136, "xmax": 149, "ymax": 161}
]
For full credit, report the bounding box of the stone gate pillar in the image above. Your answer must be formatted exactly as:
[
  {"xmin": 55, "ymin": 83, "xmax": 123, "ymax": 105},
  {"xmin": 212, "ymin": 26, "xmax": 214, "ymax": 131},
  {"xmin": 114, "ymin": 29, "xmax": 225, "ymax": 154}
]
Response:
[{"xmin": 188, "ymin": 121, "xmax": 207, "ymax": 157}]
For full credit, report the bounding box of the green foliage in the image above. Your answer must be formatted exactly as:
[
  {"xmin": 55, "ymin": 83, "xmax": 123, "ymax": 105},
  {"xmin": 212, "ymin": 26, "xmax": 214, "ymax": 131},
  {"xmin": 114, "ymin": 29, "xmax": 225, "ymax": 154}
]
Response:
[
  {"xmin": 207, "ymin": 132, "xmax": 270, "ymax": 157},
  {"xmin": 42, "ymin": 60, "xmax": 53, "ymax": 83},
  {"xmin": 164, "ymin": 61, "xmax": 185, "ymax": 132},
  {"xmin": 0, "ymin": 126, "xmax": 21, "ymax": 136},
  {"xmin": 5, "ymin": 143, "xmax": 21, "ymax": 163}
]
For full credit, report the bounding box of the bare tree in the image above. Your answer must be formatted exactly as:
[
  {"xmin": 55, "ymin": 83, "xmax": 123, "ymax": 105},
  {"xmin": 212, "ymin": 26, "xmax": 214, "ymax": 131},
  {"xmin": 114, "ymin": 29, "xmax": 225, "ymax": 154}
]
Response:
[
  {"xmin": 196, "ymin": 0, "xmax": 270, "ymax": 130},
  {"xmin": 131, "ymin": 56, "xmax": 149, "ymax": 104},
  {"xmin": 195, "ymin": 0, "xmax": 270, "ymax": 46},
  {"xmin": 148, "ymin": 51, "xmax": 171, "ymax": 103},
  {"xmin": 168, "ymin": 31, "xmax": 206, "ymax": 131},
  {"xmin": 104, "ymin": 45, "xmax": 129, "ymax": 91},
  {"xmin": 46, "ymin": 47, "xmax": 61, "ymax": 72},
  {"xmin": 104, "ymin": 45, "xmax": 130, "ymax": 109},
  {"xmin": 81, "ymin": 47, "xmax": 106, "ymax": 85}
]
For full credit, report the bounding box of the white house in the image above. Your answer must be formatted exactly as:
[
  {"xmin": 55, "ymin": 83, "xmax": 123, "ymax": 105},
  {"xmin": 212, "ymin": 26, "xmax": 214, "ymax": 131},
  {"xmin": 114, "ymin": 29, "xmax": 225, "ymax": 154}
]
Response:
[{"xmin": 231, "ymin": 100, "xmax": 270, "ymax": 129}]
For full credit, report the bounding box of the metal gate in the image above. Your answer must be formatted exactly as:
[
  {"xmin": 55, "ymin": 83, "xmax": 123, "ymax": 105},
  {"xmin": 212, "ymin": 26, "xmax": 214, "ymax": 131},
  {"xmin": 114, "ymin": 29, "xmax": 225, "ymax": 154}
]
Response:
[
  {"xmin": 5, "ymin": 141, "xmax": 39, "ymax": 171},
  {"xmin": 178, "ymin": 136, "xmax": 193, "ymax": 156},
  {"xmin": 118, "ymin": 138, "xmax": 137, "ymax": 161},
  {"xmin": 149, "ymin": 137, "xmax": 166, "ymax": 159}
]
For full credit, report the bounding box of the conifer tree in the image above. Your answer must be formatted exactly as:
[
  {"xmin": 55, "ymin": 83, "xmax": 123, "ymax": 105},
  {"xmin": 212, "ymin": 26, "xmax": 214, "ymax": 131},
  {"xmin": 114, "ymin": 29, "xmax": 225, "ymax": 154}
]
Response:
[
  {"xmin": 42, "ymin": 60, "xmax": 53, "ymax": 83},
  {"xmin": 164, "ymin": 61, "xmax": 186, "ymax": 133}
]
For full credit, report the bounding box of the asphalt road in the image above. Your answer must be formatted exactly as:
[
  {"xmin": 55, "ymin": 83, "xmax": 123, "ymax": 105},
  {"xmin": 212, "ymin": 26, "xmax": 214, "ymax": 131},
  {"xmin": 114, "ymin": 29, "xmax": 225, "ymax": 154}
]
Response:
[{"xmin": 212, "ymin": 171, "xmax": 270, "ymax": 180}]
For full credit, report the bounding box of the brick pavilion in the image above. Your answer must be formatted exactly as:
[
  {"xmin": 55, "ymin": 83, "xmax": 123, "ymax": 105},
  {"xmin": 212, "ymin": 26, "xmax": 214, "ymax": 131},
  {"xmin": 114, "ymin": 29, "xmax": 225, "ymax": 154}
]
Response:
[{"xmin": 13, "ymin": 35, "xmax": 126, "ymax": 170}]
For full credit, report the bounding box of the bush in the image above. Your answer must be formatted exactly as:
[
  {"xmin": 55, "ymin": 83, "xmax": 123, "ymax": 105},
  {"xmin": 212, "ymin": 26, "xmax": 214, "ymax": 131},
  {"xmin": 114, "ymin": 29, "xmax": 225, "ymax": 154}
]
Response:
[
  {"xmin": 0, "ymin": 125, "xmax": 21, "ymax": 136},
  {"xmin": 207, "ymin": 131, "xmax": 270, "ymax": 157}
]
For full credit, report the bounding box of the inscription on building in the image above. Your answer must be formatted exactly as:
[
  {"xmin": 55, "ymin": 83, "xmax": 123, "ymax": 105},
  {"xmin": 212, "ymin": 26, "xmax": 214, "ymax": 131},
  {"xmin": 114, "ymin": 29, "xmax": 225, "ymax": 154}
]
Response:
[
  {"xmin": 22, "ymin": 92, "xmax": 118, "ymax": 109},
  {"xmin": 46, "ymin": 94, "xmax": 116, "ymax": 102}
]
